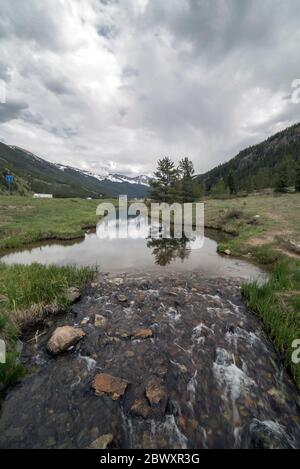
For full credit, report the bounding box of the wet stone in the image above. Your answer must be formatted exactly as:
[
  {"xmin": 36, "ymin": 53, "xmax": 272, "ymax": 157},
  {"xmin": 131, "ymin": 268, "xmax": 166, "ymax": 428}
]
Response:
[
  {"xmin": 67, "ymin": 287, "xmax": 81, "ymax": 304},
  {"xmin": 133, "ymin": 328, "xmax": 153, "ymax": 339},
  {"xmin": 88, "ymin": 434, "xmax": 114, "ymax": 449},
  {"xmin": 94, "ymin": 314, "xmax": 107, "ymax": 328},
  {"xmin": 47, "ymin": 326, "xmax": 85, "ymax": 355},
  {"xmin": 117, "ymin": 295, "xmax": 128, "ymax": 303},
  {"xmin": 145, "ymin": 377, "xmax": 168, "ymax": 408},
  {"xmin": 92, "ymin": 373, "xmax": 128, "ymax": 400},
  {"xmin": 110, "ymin": 278, "xmax": 124, "ymax": 286},
  {"xmin": 80, "ymin": 317, "xmax": 89, "ymax": 325},
  {"xmin": 130, "ymin": 398, "xmax": 151, "ymax": 419}
]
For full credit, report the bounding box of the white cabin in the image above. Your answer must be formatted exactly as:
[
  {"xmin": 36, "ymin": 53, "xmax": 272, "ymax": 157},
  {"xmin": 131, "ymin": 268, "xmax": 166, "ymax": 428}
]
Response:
[{"xmin": 33, "ymin": 193, "xmax": 53, "ymax": 199}]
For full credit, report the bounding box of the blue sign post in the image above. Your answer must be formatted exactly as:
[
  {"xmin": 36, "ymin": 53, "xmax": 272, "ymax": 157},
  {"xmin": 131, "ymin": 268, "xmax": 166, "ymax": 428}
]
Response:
[{"xmin": 5, "ymin": 175, "xmax": 14, "ymax": 194}]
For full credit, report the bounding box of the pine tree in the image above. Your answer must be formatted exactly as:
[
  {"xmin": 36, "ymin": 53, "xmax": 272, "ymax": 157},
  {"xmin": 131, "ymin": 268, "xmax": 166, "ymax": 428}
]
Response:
[
  {"xmin": 295, "ymin": 165, "xmax": 300, "ymax": 192},
  {"xmin": 227, "ymin": 171, "xmax": 237, "ymax": 195},
  {"xmin": 150, "ymin": 157, "xmax": 180, "ymax": 203},
  {"xmin": 210, "ymin": 177, "xmax": 228, "ymax": 197},
  {"xmin": 275, "ymin": 160, "xmax": 290, "ymax": 193},
  {"xmin": 178, "ymin": 157, "xmax": 201, "ymax": 202}
]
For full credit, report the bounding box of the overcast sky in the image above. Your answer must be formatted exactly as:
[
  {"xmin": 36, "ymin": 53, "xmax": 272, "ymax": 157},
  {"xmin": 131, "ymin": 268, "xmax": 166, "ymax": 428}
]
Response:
[{"xmin": 0, "ymin": 0, "xmax": 299, "ymax": 176}]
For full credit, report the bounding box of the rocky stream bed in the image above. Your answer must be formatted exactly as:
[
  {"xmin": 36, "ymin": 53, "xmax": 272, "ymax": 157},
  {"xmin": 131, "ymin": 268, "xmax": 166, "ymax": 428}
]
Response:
[{"xmin": 0, "ymin": 272, "xmax": 300, "ymax": 449}]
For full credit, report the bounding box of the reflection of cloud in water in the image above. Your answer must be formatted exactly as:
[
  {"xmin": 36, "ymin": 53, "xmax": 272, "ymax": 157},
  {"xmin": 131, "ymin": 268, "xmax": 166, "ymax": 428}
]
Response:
[
  {"xmin": 97, "ymin": 215, "xmax": 149, "ymax": 240},
  {"xmin": 96, "ymin": 215, "xmax": 204, "ymax": 250},
  {"xmin": 0, "ymin": 214, "xmax": 265, "ymax": 282}
]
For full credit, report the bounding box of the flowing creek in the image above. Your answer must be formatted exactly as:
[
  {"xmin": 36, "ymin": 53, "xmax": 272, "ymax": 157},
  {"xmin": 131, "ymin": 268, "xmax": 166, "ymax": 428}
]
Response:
[{"xmin": 0, "ymin": 216, "xmax": 300, "ymax": 449}]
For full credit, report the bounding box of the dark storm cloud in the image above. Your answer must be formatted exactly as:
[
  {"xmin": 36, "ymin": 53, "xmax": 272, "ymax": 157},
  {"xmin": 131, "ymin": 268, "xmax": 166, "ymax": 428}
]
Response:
[
  {"xmin": 0, "ymin": 100, "xmax": 28, "ymax": 123},
  {"xmin": 0, "ymin": 0, "xmax": 68, "ymax": 51},
  {"xmin": 44, "ymin": 78, "xmax": 74, "ymax": 96},
  {"xmin": 97, "ymin": 24, "xmax": 118, "ymax": 39}
]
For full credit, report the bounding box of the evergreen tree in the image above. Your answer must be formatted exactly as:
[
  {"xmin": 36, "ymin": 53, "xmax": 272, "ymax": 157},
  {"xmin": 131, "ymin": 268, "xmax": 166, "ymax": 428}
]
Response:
[
  {"xmin": 227, "ymin": 171, "xmax": 237, "ymax": 195},
  {"xmin": 150, "ymin": 157, "xmax": 180, "ymax": 203},
  {"xmin": 210, "ymin": 177, "xmax": 228, "ymax": 197},
  {"xmin": 178, "ymin": 157, "xmax": 201, "ymax": 202},
  {"xmin": 274, "ymin": 157, "xmax": 291, "ymax": 193},
  {"xmin": 295, "ymin": 164, "xmax": 300, "ymax": 192}
]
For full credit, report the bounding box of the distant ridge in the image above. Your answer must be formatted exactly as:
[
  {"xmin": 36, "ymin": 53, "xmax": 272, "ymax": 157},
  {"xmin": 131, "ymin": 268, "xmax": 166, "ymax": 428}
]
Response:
[{"xmin": 0, "ymin": 142, "xmax": 149, "ymax": 198}]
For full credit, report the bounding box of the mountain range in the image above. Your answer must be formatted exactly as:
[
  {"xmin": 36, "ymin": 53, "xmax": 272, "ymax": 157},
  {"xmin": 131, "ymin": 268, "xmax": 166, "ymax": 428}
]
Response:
[
  {"xmin": 0, "ymin": 143, "xmax": 150, "ymax": 198},
  {"xmin": 198, "ymin": 122, "xmax": 300, "ymax": 192},
  {"xmin": 1, "ymin": 122, "xmax": 300, "ymax": 199}
]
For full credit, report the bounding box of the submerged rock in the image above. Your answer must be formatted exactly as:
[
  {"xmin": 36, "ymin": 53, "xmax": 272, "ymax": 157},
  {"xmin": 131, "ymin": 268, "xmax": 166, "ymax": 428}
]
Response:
[
  {"xmin": 145, "ymin": 377, "xmax": 167, "ymax": 408},
  {"xmin": 130, "ymin": 398, "xmax": 151, "ymax": 419},
  {"xmin": 47, "ymin": 326, "xmax": 85, "ymax": 355},
  {"xmin": 94, "ymin": 314, "xmax": 107, "ymax": 328},
  {"xmin": 88, "ymin": 434, "xmax": 114, "ymax": 449},
  {"xmin": 80, "ymin": 317, "xmax": 89, "ymax": 325},
  {"xmin": 92, "ymin": 373, "xmax": 128, "ymax": 400},
  {"xmin": 133, "ymin": 328, "xmax": 153, "ymax": 339},
  {"xmin": 117, "ymin": 295, "xmax": 128, "ymax": 303}
]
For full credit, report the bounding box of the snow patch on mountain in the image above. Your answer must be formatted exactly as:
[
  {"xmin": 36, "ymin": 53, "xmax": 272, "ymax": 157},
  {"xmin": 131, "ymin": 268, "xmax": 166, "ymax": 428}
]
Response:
[{"xmin": 55, "ymin": 164, "xmax": 150, "ymax": 186}]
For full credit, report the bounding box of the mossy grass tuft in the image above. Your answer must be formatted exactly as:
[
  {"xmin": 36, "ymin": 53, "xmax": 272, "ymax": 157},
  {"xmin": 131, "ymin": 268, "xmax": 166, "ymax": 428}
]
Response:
[{"xmin": 0, "ymin": 262, "xmax": 95, "ymax": 391}]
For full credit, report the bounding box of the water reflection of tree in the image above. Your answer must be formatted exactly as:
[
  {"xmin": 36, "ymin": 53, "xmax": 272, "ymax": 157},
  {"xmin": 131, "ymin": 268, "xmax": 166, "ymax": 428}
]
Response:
[{"xmin": 147, "ymin": 236, "xmax": 191, "ymax": 266}]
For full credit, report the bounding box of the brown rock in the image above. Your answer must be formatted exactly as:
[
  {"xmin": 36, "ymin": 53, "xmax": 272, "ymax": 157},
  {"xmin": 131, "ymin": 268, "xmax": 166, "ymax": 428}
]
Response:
[
  {"xmin": 133, "ymin": 328, "xmax": 153, "ymax": 339},
  {"xmin": 47, "ymin": 326, "xmax": 85, "ymax": 355},
  {"xmin": 131, "ymin": 398, "xmax": 151, "ymax": 418},
  {"xmin": 125, "ymin": 350, "xmax": 135, "ymax": 358},
  {"xmin": 67, "ymin": 287, "xmax": 81, "ymax": 303},
  {"xmin": 145, "ymin": 377, "xmax": 167, "ymax": 407},
  {"xmin": 88, "ymin": 434, "xmax": 113, "ymax": 449},
  {"xmin": 94, "ymin": 314, "xmax": 107, "ymax": 328},
  {"xmin": 92, "ymin": 373, "xmax": 128, "ymax": 400},
  {"xmin": 178, "ymin": 416, "xmax": 198, "ymax": 434}
]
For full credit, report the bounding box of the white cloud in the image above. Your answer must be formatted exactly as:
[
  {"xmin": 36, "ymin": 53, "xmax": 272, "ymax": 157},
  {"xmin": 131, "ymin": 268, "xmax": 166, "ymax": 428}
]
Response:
[{"xmin": 0, "ymin": 0, "xmax": 299, "ymax": 176}]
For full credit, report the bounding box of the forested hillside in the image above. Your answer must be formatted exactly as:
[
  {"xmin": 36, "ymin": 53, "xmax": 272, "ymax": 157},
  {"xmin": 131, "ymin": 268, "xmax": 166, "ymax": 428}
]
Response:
[
  {"xmin": 198, "ymin": 123, "xmax": 300, "ymax": 194},
  {"xmin": 0, "ymin": 142, "xmax": 149, "ymax": 198}
]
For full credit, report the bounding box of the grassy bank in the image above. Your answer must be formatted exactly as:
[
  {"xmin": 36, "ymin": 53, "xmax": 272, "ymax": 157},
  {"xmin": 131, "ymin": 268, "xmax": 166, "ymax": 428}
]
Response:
[
  {"xmin": 0, "ymin": 263, "xmax": 94, "ymax": 391},
  {"xmin": 242, "ymin": 260, "xmax": 300, "ymax": 388},
  {"xmin": 203, "ymin": 193, "xmax": 300, "ymax": 388},
  {"xmin": 203, "ymin": 192, "xmax": 300, "ymax": 260},
  {"xmin": 0, "ymin": 196, "xmax": 116, "ymax": 251}
]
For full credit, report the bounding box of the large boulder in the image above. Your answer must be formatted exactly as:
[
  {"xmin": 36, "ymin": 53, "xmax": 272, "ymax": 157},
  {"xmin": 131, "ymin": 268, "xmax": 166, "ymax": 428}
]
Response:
[{"xmin": 47, "ymin": 326, "xmax": 85, "ymax": 355}]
